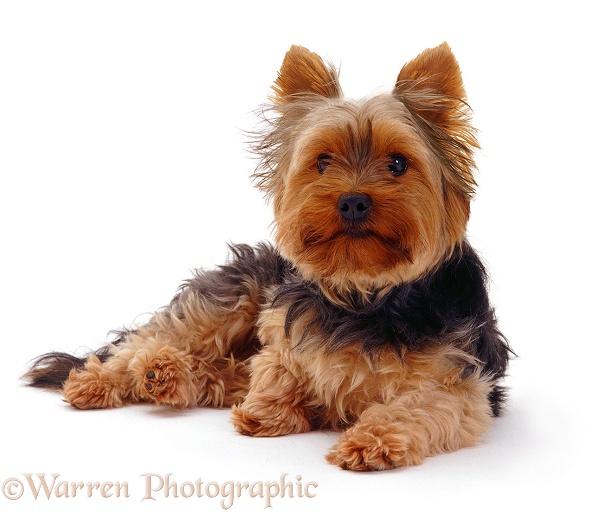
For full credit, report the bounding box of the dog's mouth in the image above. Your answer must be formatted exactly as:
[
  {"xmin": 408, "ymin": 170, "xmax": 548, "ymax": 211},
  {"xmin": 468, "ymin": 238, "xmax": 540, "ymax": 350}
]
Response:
[
  {"xmin": 337, "ymin": 226, "xmax": 373, "ymax": 239},
  {"xmin": 302, "ymin": 227, "xmax": 375, "ymax": 245},
  {"xmin": 302, "ymin": 228, "xmax": 413, "ymax": 263}
]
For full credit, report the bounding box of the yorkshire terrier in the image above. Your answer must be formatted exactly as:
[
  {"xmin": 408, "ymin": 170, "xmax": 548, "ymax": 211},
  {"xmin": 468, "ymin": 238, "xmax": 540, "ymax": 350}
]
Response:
[{"xmin": 25, "ymin": 42, "xmax": 511, "ymax": 471}]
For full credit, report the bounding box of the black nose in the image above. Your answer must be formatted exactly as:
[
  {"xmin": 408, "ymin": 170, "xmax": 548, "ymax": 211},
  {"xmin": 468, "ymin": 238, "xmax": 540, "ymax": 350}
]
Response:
[{"xmin": 338, "ymin": 193, "xmax": 372, "ymax": 222}]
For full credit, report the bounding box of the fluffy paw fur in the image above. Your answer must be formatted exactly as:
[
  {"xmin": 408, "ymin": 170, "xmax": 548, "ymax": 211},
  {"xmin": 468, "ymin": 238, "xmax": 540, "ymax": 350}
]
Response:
[
  {"xmin": 231, "ymin": 403, "xmax": 311, "ymax": 437},
  {"xmin": 62, "ymin": 355, "xmax": 127, "ymax": 409},
  {"xmin": 326, "ymin": 422, "xmax": 425, "ymax": 471},
  {"xmin": 129, "ymin": 345, "xmax": 197, "ymax": 407}
]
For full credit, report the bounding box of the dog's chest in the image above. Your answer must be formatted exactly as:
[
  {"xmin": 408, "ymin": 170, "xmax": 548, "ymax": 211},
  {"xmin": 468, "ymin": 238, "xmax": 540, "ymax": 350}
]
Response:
[{"xmin": 297, "ymin": 343, "xmax": 467, "ymax": 421}]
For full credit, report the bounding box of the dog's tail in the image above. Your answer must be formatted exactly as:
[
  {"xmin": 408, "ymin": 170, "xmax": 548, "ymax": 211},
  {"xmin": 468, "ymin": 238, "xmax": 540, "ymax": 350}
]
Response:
[{"xmin": 23, "ymin": 332, "xmax": 126, "ymax": 389}]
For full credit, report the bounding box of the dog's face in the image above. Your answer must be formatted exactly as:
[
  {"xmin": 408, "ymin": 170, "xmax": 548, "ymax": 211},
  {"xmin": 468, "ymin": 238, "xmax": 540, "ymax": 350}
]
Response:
[{"xmin": 253, "ymin": 43, "xmax": 478, "ymax": 298}]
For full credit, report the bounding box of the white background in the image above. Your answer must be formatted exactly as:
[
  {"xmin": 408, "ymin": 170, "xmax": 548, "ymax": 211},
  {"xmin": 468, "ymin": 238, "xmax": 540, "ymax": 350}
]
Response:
[{"xmin": 1, "ymin": 1, "xmax": 597, "ymax": 510}]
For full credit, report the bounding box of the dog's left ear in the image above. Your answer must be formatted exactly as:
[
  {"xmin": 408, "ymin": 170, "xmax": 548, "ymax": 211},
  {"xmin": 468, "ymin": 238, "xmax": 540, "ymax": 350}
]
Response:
[
  {"xmin": 271, "ymin": 45, "xmax": 342, "ymax": 104},
  {"xmin": 394, "ymin": 43, "xmax": 478, "ymax": 200},
  {"xmin": 395, "ymin": 42, "xmax": 466, "ymax": 104}
]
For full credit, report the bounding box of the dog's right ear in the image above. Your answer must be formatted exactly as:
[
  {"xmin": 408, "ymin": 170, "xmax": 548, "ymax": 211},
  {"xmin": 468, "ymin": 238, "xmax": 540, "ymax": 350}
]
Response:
[{"xmin": 271, "ymin": 45, "xmax": 342, "ymax": 104}]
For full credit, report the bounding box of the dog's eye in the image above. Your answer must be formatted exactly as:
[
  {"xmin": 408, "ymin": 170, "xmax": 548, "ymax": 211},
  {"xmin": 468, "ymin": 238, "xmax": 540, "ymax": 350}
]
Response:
[
  {"xmin": 317, "ymin": 154, "xmax": 331, "ymax": 174},
  {"xmin": 388, "ymin": 154, "xmax": 408, "ymax": 177}
]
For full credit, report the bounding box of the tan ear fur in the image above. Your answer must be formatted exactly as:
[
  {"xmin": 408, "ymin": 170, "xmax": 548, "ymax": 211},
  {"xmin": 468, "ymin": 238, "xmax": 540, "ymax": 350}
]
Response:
[
  {"xmin": 395, "ymin": 42, "xmax": 466, "ymax": 102},
  {"xmin": 394, "ymin": 43, "xmax": 478, "ymax": 199},
  {"xmin": 271, "ymin": 45, "xmax": 342, "ymax": 104}
]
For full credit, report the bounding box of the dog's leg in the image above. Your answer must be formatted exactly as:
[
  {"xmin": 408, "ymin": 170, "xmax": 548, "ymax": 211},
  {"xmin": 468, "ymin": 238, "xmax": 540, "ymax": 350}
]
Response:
[
  {"xmin": 230, "ymin": 344, "xmax": 313, "ymax": 437},
  {"xmin": 325, "ymin": 375, "xmax": 494, "ymax": 470},
  {"xmin": 60, "ymin": 244, "xmax": 283, "ymax": 410},
  {"xmin": 62, "ymin": 296, "xmax": 255, "ymax": 409}
]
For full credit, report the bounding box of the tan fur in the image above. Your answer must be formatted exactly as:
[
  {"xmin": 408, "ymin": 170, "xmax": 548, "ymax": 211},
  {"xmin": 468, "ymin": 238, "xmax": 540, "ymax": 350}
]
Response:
[
  {"xmin": 271, "ymin": 45, "xmax": 342, "ymax": 105},
  {"xmin": 232, "ymin": 302, "xmax": 493, "ymax": 470}
]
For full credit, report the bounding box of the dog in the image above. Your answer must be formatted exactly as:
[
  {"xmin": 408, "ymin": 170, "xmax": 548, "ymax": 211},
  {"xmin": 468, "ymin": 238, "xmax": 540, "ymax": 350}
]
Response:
[{"xmin": 25, "ymin": 42, "xmax": 511, "ymax": 471}]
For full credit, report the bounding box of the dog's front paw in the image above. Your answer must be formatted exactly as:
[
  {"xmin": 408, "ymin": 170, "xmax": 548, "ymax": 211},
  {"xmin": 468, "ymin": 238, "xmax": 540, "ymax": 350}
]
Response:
[
  {"xmin": 129, "ymin": 346, "xmax": 196, "ymax": 407},
  {"xmin": 326, "ymin": 423, "xmax": 425, "ymax": 471},
  {"xmin": 231, "ymin": 404, "xmax": 311, "ymax": 437}
]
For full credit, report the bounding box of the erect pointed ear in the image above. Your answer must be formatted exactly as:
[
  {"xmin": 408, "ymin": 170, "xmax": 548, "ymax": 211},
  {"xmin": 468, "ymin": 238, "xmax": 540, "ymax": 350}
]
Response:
[
  {"xmin": 395, "ymin": 42, "xmax": 466, "ymax": 102},
  {"xmin": 271, "ymin": 45, "xmax": 342, "ymax": 104},
  {"xmin": 395, "ymin": 43, "xmax": 479, "ymax": 199}
]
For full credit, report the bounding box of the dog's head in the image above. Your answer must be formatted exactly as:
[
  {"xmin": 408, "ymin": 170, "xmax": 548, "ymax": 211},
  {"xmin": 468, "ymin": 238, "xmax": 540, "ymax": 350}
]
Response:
[{"xmin": 253, "ymin": 43, "xmax": 478, "ymax": 301}]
